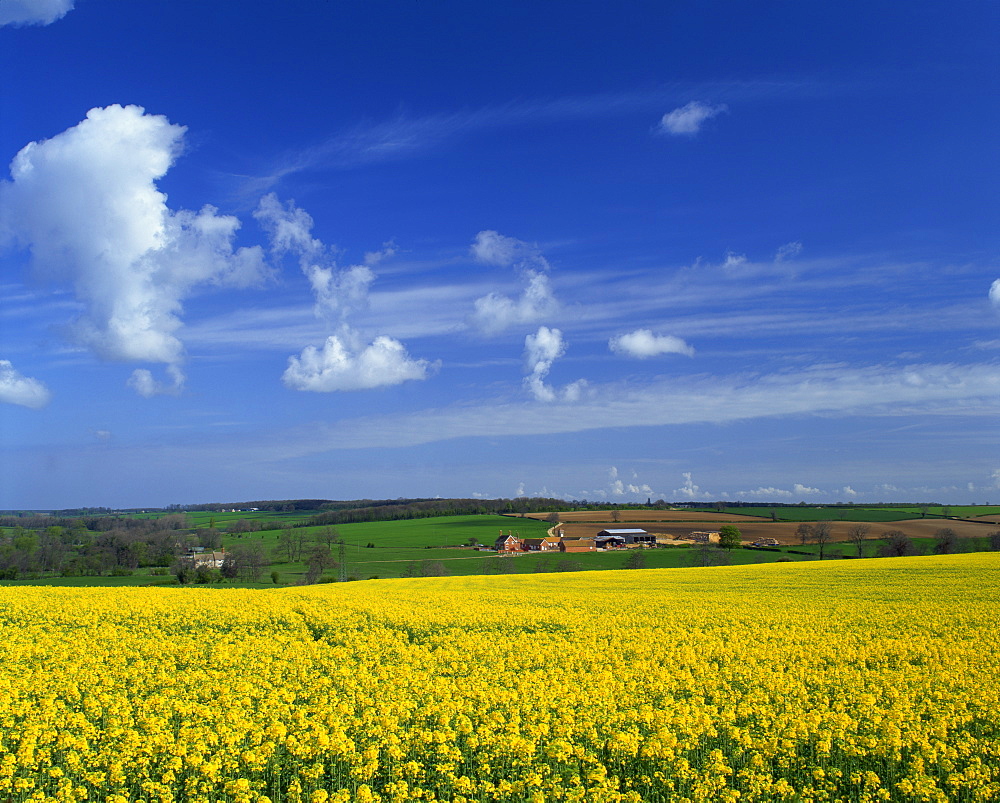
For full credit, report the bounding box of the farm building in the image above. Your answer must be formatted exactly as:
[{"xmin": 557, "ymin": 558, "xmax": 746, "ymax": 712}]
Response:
[
  {"xmin": 560, "ymin": 538, "xmax": 597, "ymax": 552},
  {"xmin": 187, "ymin": 549, "xmax": 226, "ymax": 569},
  {"xmin": 522, "ymin": 536, "xmax": 560, "ymax": 551},
  {"xmin": 594, "ymin": 533, "xmax": 627, "ymax": 549},
  {"xmin": 598, "ymin": 528, "xmax": 656, "ymax": 546}
]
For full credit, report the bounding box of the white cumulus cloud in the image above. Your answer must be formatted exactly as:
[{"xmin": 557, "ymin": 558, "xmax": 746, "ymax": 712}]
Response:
[
  {"xmin": 524, "ymin": 325, "xmax": 565, "ymax": 402},
  {"xmin": 256, "ymin": 194, "xmax": 434, "ymax": 392},
  {"xmin": 658, "ymin": 101, "xmax": 727, "ymax": 136},
  {"xmin": 523, "ymin": 326, "xmax": 586, "ymax": 402},
  {"xmin": 793, "ymin": 483, "xmax": 822, "ymax": 496},
  {"xmin": 990, "ymin": 279, "xmax": 1000, "ymax": 308},
  {"xmin": 0, "ymin": 359, "xmax": 51, "ymax": 408},
  {"xmin": 283, "ymin": 334, "xmax": 433, "ymax": 392},
  {"xmin": 469, "ymin": 230, "xmax": 557, "ymax": 335},
  {"xmin": 0, "ymin": 0, "xmax": 73, "ymax": 27},
  {"xmin": 673, "ymin": 471, "xmax": 707, "ymax": 500},
  {"xmin": 609, "ymin": 329, "xmax": 694, "ymax": 359},
  {"xmin": 0, "ymin": 105, "xmax": 269, "ymax": 395}
]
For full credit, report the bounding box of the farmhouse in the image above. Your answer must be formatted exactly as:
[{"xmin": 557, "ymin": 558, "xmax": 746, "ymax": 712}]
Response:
[
  {"xmin": 494, "ymin": 532, "xmax": 523, "ymax": 552},
  {"xmin": 187, "ymin": 549, "xmax": 226, "ymax": 569},
  {"xmin": 598, "ymin": 528, "xmax": 656, "ymax": 546}
]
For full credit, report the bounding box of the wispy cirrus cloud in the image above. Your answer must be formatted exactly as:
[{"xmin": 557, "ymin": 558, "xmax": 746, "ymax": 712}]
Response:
[
  {"xmin": 657, "ymin": 100, "xmax": 728, "ymax": 135},
  {"xmin": 237, "ymin": 81, "xmax": 813, "ymax": 197},
  {"xmin": 240, "ymin": 360, "xmax": 1000, "ymax": 456}
]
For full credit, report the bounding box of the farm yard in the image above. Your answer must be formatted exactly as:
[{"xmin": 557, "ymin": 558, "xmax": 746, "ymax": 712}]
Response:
[
  {"xmin": 533, "ymin": 509, "xmax": 1000, "ymax": 553},
  {"xmin": 0, "ymin": 554, "xmax": 997, "ymax": 802}
]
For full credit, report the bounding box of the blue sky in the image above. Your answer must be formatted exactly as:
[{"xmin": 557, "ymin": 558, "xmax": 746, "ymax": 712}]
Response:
[{"xmin": 1, "ymin": 0, "xmax": 998, "ymax": 509}]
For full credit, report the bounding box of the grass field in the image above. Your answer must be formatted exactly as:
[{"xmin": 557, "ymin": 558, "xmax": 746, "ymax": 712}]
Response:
[{"xmin": 0, "ymin": 554, "xmax": 997, "ymax": 801}]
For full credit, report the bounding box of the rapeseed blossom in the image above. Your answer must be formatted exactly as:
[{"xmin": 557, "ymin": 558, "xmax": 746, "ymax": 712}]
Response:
[{"xmin": 0, "ymin": 554, "xmax": 997, "ymax": 801}]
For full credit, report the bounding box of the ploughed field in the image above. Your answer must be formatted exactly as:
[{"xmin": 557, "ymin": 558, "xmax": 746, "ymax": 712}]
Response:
[
  {"xmin": 545, "ymin": 513, "xmax": 998, "ymax": 546},
  {"xmin": 1, "ymin": 554, "xmax": 998, "ymax": 802}
]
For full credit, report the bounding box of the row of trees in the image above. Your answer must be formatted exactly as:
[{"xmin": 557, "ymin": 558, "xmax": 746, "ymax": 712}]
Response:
[
  {"xmin": 0, "ymin": 523, "xmax": 189, "ymax": 580},
  {"xmin": 792, "ymin": 522, "xmax": 1000, "ymax": 559}
]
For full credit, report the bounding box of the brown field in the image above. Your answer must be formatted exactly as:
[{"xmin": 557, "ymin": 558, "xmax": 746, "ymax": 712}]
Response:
[
  {"xmin": 522, "ymin": 509, "xmax": 768, "ymax": 523},
  {"xmin": 966, "ymin": 515, "xmax": 1000, "ymax": 525},
  {"xmin": 550, "ymin": 517, "xmax": 999, "ymax": 545}
]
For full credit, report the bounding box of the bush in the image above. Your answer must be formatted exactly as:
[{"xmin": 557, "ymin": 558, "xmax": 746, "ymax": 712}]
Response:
[
  {"xmin": 718, "ymin": 525, "xmax": 742, "ymax": 550},
  {"xmin": 623, "ymin": 550, "xmax": 647, "ymax": 570}
]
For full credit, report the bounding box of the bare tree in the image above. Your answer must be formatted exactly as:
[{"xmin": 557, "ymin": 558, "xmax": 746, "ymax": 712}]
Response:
[
  {"xmin": 419, "ymin": 560, "xmax": 449, "ymax": 577},
  {"xmin": 879, "ymin": 530, "xmax": 916, "ymax": 557},
  {"xmin": 198, "ymin": 528, "xmax": 222, "ymax": 549},
  {"xmin": 847, "ymin": 523, "xmax": 871, "ymax": 558},
  {"xmin": 316, "ymin": 526, "xmax": 341, "ymax": 552},
  {"xmin": 224, "ymin": 544, "xmax": 266, "ymax": 581},
  {"xmin": 796, "ymin": 523, "xmax": 813, "ymax": 546},
  {"xmin": 611, "ymin": 508, "xmax": 621, "ymax": 523},
  {"xmin": 813, "ymin": 521, "xmax": 833, "ymax": 560},
  {"xmin": 933, "ymin": 527, "xmax": 959, "ymax": 555},
  {"xmin": 292, "ymin": 528, "xmax": 308, "ymax": 562},
  {"xmin": 303, "ymin": 546, "xmax": 336, "ymax": 584},
  {"xmin": 276, "ymin": 528, "xmax": 295, "ymax": 562}
]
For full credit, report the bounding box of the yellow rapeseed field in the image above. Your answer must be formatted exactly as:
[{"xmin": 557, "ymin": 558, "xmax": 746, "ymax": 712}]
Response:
[{"xmin": 0, "ymin": 554, "xmax": 998, "ymax": 802}]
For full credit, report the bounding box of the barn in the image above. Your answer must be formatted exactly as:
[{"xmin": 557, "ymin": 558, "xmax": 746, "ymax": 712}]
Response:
[{"xmin": 598, "ymin": 528, "xmax": 656, "ymax": 546}]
